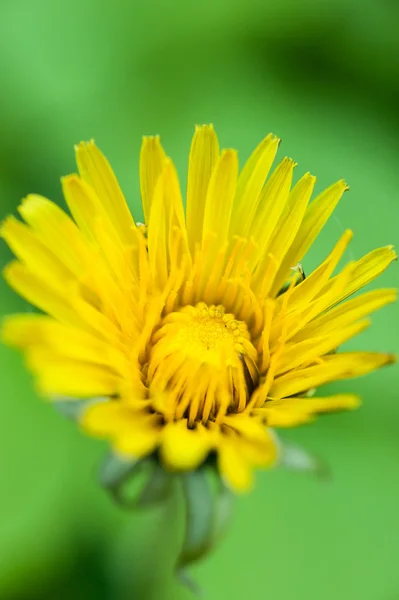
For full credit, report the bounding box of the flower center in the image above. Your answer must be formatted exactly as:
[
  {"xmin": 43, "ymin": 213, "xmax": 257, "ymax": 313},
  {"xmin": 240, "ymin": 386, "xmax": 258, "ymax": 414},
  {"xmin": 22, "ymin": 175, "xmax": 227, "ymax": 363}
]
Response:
[{"xmin": 147, "ymin": 303, "xmax": 259, "ymax": 425}]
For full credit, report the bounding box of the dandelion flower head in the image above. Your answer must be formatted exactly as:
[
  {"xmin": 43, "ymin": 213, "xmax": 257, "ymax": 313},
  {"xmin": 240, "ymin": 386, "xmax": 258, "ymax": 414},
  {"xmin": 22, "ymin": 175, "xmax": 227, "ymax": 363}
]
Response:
[{"xmin": 1, "ymin": 125, "xmax": 396, "ymax": 491}]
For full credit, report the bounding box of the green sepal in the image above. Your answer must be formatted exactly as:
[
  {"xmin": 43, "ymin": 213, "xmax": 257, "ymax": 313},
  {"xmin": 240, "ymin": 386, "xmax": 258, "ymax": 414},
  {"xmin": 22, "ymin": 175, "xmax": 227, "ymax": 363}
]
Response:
[
  {"xmin": 277, "ymin": 264, "xmax": 306, "ymax": 297},
  {"xmin": 279, "ymin": 441, "xmax": 329, "ymax": 479},
  {"xmin": 53, "ymin": 396, "xmax": 106, "ymax": 421},
  {"xmin": 178, "ymin": 469, "xmax": 214, "ymax": 569},
  {"xmin": 99, "ymin": 453, "xmax": 174, "ymax": 509},
  {"xmin": 176, "ymin": 468, "xmax": 235, "ymax": 592},
  {"xmin": 136, "ymin": 462, "xmax": 174, "ymax": 508},
  {"xmin": 99, "ymin": 452, "xmax": 140, "ymax": 496},
  {"xmin": 212, "ymin": 479, "xmax": 235, "ymax": 543}
]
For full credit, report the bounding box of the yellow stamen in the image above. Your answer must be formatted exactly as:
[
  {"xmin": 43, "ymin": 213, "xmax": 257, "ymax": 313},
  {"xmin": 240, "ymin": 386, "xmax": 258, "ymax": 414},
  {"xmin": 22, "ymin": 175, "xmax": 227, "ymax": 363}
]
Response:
[{"xmin": 146, "ymin": 303, "xmax": 258, "ymax": 423}]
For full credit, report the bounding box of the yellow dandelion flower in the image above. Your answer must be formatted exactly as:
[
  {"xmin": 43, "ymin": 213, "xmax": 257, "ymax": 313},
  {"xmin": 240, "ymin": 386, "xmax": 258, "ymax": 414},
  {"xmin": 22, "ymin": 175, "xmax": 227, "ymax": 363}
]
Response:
[{"xmin": 1, "ymin": 126, "xmax": 396, "ymax": 493}]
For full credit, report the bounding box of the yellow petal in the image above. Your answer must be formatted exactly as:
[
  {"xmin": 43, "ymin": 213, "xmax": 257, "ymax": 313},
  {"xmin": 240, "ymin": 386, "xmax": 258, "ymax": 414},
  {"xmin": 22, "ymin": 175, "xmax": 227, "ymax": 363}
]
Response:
[
  {"xmin": 61, "ymin": 174, "xmax": 100, "ymax": 241},
  {"xmin": 83, "ymin": 402, "xmax": 161, "ymax": 458},
  {"xmin": 240, "ymin": 430, "xmax": 278, "ymax": 467},
  {"xmin": 222, "ymin": 412, "xmax": 271, "ymax": 442},
  {"xmin": 147, "ymin": 173, "xmax": 168, "ymax": 289},
  {"xmin": 229, "ymin": 133, "xmax": 280, "ymax": 237},
  {"xmin": 18, "ymin": 197, "xmax": 127, "ymax": 326},
  {"xmin": 276, "ymin": 319, "xmax": 370, "ymax": 375},
  {"xmin": 81, "ymin": 400, "xmax": 131, "ymax": 435},
  {"xmin": 91, "ymin": 216, "xmax": 140, "ymax": 293},
  {"xmin": 218, "ymin": 438, "xmax": 253, "ymax": 492},
  {"xmin": 3, "ymin": 261, "xmax": 122, "ymax": 346},
  {"xmin": 2, "ymin": 314, "xmax": 128, "ymax": 374},
  {"xmin": 1, "ymin": 314, "xmax": 51, "ymax": 347},
  {"xmin": 3, "ymin": 261, "xmax": 85, "ymax": 329},
  {"xmin": 62, "ymin": 175, "xmax": 138, "ymax": 293},
  {"xmin": 282, "ymin": 229, "xmax": 353, "ymax": 314},
  {"xmin": 114, "ymin": 423, "xmax": 161, "ymax": 458},
  {"xmin": 257, "ymin": 394, "xmax": 360, "ymax": 427},
  {"xmin": 218, "ymin": 417, "xmax": 277, "ymax": 492},
  {"xmin": 162, "ymin": 160, "xmax": 191, "ymax": 264},
  {"xmin": 202, "ymin": 149, "xmax": 238, "ymax": 248},
  {"xmin": 281, "ymin": 247, "xmax": 396, "ymax": 344},
  {"xmin": 293, "ymin": 288, "xmax": 397, "ymax": 342},
  {"xmin": 0, "ymin": 216, "xmax": 73, "ymax": 291},
  {"xmin": 259, "ymin": 408, "xmax": 313, "ymax": 427},
  {"xmin": 62, "ymin": 174, "xmax": 130, "ymax": 266},
  {"xmin": 140, "ymin": 159, "xmax": 190, "ymax": 294},
  {"xmin": 319, "ymin": 245, "xmax": 397, "ymax": 306},
  {"xmin": 163, "ymin": 159, "xmax": 186, "ymax": 232},
  {"xmin": 75, "ymin": 140, "xmax": 136, "ymax": 243},
  {"xmin": 160, "ymin": 420, "xmax": 215, "ymax": 470},
  {"xmin": 271, "ymin": 351, "xmax": 395, "ymax": 398},
  {"xmin": 273, "ymin": 258, "xmax": 356, "ymax": 346},
  {"xmin": 71, "ymin": 287, "xmax": 125, "ymax": 345},
  {"xmin": 248, "ymin": 157, "xmax": 296, "ymax": 271},
  {"xmin": 186, "ymin": 124, "xmax": 219, "ymax": 254},
  {"xmin": 272, "ymin": 179, "xmax": 348, "ymax": 294},
  {"xmin": 263, "ymin": 173, "xmax": 315, "ymax": 279},
  {"xmin": 139, "ymin": 135, "xmax": 167, "ymax": 224},
  {"xmin": 18, "ymin": 194, "xmax": 88, "ymax": 275},
  {"xmin": 253, "ymin": 173, "xmax": 316, "ymax": 295},
  {"xmin": 18, "ymin": 196, "xmax": 128, "ymax": 329},
  {"xmin": 268, "ymin": 230, "xmax": 355, "ymax": 346},
  {"xmin": 29, "ymin": 354, "xmax": 120, "ymax": 397}
]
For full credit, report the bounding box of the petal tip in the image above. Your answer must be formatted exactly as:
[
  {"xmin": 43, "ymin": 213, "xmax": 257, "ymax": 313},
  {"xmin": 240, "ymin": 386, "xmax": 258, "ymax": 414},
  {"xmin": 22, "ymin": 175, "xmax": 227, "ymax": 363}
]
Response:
[
  {"xmin": 0, "ymin": 215, "xmax": 13, "ymax": 238},
  {"xmin": 339, "ymin": 179, "xmax": 350, "ymax": 192},
  {"xmin": 74, "ymin": 139, "xmax": 96, "ymax": 154},
  {"xmin": 347, "ymin": 394, "xmax": 362, "ymax": 409},
  {"xmin": 195, "ymin": 123, "xmax": 214, "ymax": 132},
  {"xmin": 2, "ymin": 260, "xmax": 19, "ymax": 280},
  {"xmin": 220, "ymin": 148, "xmax": 238, "ymax": 159},
  {"xmin": 304, "ymin": 171, "xmax": 317, "ymax": 183},
  {"xmin": 61, "ymin": 173, "xmax": 80, "ymax": 186},
  {"xmin": 142, "ymin": 134, "xmax": 161, "ymax": 143}
]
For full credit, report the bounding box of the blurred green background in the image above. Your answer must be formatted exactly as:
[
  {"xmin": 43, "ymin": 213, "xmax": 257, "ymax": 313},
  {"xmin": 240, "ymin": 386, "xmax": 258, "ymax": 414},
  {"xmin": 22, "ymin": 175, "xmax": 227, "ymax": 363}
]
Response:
[{"xmin": 0, "ymin": 0, "xmax": 398, "ymax": 598}]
